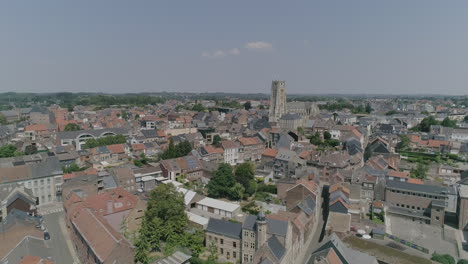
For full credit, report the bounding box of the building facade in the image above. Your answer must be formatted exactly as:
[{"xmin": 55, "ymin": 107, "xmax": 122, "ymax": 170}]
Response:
[{"xmin": 268, "ymin": 81, "xmax": 287, "ymax": 123}]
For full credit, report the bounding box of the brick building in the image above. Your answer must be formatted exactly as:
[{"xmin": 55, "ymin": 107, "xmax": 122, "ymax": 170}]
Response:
[{"xmin": 385, "ymin": 181, "xmax": 447, "ymax": 227}]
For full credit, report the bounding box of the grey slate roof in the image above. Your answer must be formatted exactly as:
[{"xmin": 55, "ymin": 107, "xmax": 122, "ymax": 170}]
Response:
[
  {"xmin": 386, "ymin": 180, "xmax": 449, "ymax": 196},
  {"xmin": 242, "ymin": 215, "xmax": 257, "ymax": 231},
  {"xmin": 267, "ymin": 236, "xmax": 285, "ymax": 260},
  {"xmin": 280, "ymin": 113, "xmax": 302, "ymax": 120},
  {"xmin": 297, "ymin": 195, "xmax": 316, "ymax": 216},
  {"xmin": 266, "ymin": 218, "xmax": 288, "ymax": 237},
  {"xmin": 57, "ymin": 127, "xmax": 128, "ymax": 140},
  {"xmin": 206, "ymin": 218, "xmax": 242, "ymax": 239}
]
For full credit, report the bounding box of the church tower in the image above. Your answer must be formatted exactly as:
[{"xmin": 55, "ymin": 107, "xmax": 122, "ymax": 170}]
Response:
[
  {"xmin": 256, "ymin": 211, "xmax": 268, "ymax": 247},
  {"xmin": 268, "ymin": 80, "xmax": 287, "ymax": 123}
]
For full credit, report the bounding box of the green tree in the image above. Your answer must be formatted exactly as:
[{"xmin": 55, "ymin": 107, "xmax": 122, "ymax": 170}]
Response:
[
  {"xmin": 464, "ymin": 115, "xmax": 468, "ymax": 122},
  {"xmin": 192, "ymin": 103, "xmax": 206, "ymax": 112},
  {"xmin": 207, "ymin": 241, "xmax": 218, "ymax": 262},
  {"xmin": 458, "ymin": 259, "xmax": 468, "ymax": 264},
  {"xmin": 431, "ymin": 253, "xmax": 455, "ymax": 264},
  {"xmin": 134, "ymin": 159, "xmax": 144, "ymax": 167},
  {"xmin": 207, "ymin": 163, "xmax": 236, "ymax": 199},
  {"xmin": 385, "ymin": 110, "xmax": 397, "ymax": 116},
  {"xmin": 309, "ymin": 132, "xmax": 323, "ymax": 146},
  {"xmin": 396, "ymin": 135, "xmax": 410, "ymax": 152},
  {"xmin": 64, "ymin": 123, "xmax": 81, "ymax": 131},
  {"xmin": 410, "ymin": 163, "xmax": 428, "ymax": 179},
  {"xmin": 160, "ymin": 139, "xmax": 192, "ymax": 160},
  {"xmin": 235, "ymin": 162, "xmax": 255, "ymax": 193},
  {"xmin": 135, "ymin": 183, "xmax": 194, "ymax": 261},
  {"xmin": 323, "ymin": 131, "xmax": 332, "ymax": 140},
  {"xmin": 229, "ymin": 182, "xmax": 245, "ymax": 201},
  {"xmin": 212, "ymin": 135, "xmax": 222, "ymax": 146},
  {"xmin": 244, "ymin": 101, "xmax": 252, "ymax": 110},
  {"xmin": 0, "ymin": 144, "xmax": 19, "ymax": 158},
  {"xmin": 0, "ymin": 113, "xmax": 7, "ymax": 125},
  {"xmin": 365, "ymin": 103, "xmax": 372, "ymax": 113},
  {"xmin": 83, "ymin": 134, "xmax": 126, "ymax": 149},
  {"xmin": 297, "ymin": 127, "xmax": 305, "ymax": 136},
  {"xmin": 441, "ymin": 117, "xmax": 457, "ymax": 128},
  {"xmin": 413, "ymin": 116, "xmax": 439, "ymax": 132},
  {"xmin": 24, "ymin": 145, "xmax": 38, "ymax": 155}
]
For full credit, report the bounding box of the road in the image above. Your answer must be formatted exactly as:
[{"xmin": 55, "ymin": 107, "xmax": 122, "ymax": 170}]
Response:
[
  {"xmin": 297, "ymin": 200, "xmax": 326, "ymax": 264},
  {"xmin": 40, "ymin": 204, "xmax": 81, "ymax": 264}
]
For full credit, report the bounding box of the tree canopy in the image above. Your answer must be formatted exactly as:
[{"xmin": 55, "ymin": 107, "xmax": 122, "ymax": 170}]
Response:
[
  {"xmin": 160, "ymin": 139, "xmax": 192, "ymax": 160},
  {"xmin": 0, "ymin": 144, "xmax": 23, "ymax": 158},
  {"xmin": 410, "ymin": 163, "xmax": 428, "ymax": 179},
  {"xmin": 207, "ymin": 163, "xmax": 242, "ymax": 200},
  {"xmin": 431, "ymin": 253, "xmax": 455, "ymax": 264},
  {"xmin": 135, "ymin": 184, "xmax": 204, "ymax": 263},
  {"xmin": 24, "ymin": 145, "xmax": 38, "ymax": 155},
  {"xmin": 64, "ymin": 123, "xmax": 81, "ymax": 131},
  {"xmin": 83, "ymin": 134, "xmax": 126, "ymax": 149},
  {"xmin": 234, "ymin": 162, "xmax": 256, "ymax": 196}
]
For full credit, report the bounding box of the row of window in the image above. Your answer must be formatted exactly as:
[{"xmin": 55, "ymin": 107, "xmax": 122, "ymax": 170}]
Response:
[
  {"xmin": 389, "ymin": 189, "xmax": 444, "ymax": 200},
  {"xmin": 207, "ymin": 236, "xmax": 237, "ymax": 248},
  {"xmin": 243, "ymin": 241, "xmax": 256, "ymax": 249}
]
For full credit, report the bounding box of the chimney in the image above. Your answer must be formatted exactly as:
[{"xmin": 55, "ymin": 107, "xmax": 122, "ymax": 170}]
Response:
[{"xmin": 106, "ymin": 200, "xmax": 113, "ymax": 214}]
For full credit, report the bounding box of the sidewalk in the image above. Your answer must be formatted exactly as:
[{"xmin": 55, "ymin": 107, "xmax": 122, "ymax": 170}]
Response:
[{"xmin": 58, "ymin": 213, "xmax": 81, "ymax": 264}]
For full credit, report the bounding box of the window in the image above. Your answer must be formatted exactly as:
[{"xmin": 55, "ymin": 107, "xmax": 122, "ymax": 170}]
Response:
[
  {"xmin": 233, "ymin": 251, "xmax": 236, "ymax": 259},
  {"xmin": 227, "ymin": 252, "xmax": 230, "ymax": 259},
  {"xmin": 250, "ymin": 255, "xmax": 253, "ymax": 261},
  {"xmin": 436, "ymin": 216, "xmax": 440, "ymax": 220},
  {"xmin": 244, "ymin": 230, "xmax": 248, "ymax": 237},
  {"xmin": 244, "ymin": 254, "xmax": 249, "ymax": 262},
  {"xmin": 220, "ymin": 248, "xmax": 224, "ymax": 255},
  {"xmin": 251, "ymin": 242, "xmax": 255, "ymax": 249},
  {"xmin": 251, "ymin": 232, "xmax": 255, "ymax": 238},
  {"xmin": 220, "ymin": 239, "xmax": 224, "ymax": 245},
  {"xmin": 233, "ymin": 241, "xmax": 236, "ymax": 248},
  {"xmin": 215, "ymin": 237, "xmax": 218, "ymax": 243}
]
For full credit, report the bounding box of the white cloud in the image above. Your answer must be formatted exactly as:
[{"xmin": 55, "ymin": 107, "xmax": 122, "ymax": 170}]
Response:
[
  {"xmin": 229, "ymin": 48, "xmax": 241, "ymax": 55},
  {"xmin": 201, "ymin": 50, "xmax": 226, "ymax": 59},
  {"xmin": 245, "ymin": 41, "xmax": 273, "ymax": 51},
  {"xmin": 212, "ymin": 50, "xmax": 226, "ymax": 58}
]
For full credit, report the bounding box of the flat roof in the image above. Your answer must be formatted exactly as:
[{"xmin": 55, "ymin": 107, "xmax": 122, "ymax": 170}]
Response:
[
  {"xmin": 386, "ymin": 180, "xmax": 448, "ymax": 196},
  {"xmin": 459, "ymin": 185, "xmax": 468, "ymax": 198},
  {"xmin": 197, "ymin": 197, "xmax": 240, "ymax": 212}
]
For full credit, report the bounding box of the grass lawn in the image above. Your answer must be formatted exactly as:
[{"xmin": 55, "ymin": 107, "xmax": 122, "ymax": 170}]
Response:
[{"xmin": 343, "ymin": 236, "xmax": 432, "ymax": 264}]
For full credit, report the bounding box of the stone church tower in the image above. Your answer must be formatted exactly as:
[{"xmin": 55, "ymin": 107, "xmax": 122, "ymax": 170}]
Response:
[{"xmin": 268, "ymin": 80, "xmax": 287, "ymax": 123}]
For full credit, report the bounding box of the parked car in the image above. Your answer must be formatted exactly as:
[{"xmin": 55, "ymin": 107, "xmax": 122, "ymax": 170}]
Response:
[{"xmin": 44, "ymin": 231, "xmax": 50, "ymax": 240}]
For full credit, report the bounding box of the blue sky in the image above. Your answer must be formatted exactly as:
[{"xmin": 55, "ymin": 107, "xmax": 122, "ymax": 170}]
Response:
[{"xmin": 0, "ymin": 0, "xmax": 467, "ymax": 95}]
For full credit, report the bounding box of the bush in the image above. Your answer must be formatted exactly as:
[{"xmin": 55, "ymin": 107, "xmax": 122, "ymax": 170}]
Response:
[
  {"xmin": 431, "ymin": 253, "xmax": 455, "ymax": 264},
  {"xmin": 257, "ymin": 183, "xmax": 277, "ymax": 194}
]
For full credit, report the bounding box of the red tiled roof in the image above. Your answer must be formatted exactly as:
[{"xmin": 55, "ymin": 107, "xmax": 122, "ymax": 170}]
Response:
[
  {"xmin": 238, "ymin": 136, "xmax": 262, "ymax": 146},
  {"xmin": 204, "ymin": 145, "xmax": 224, "ymax": 154},
  {"xmin": 407, "ymin": 178, "xmax": 424, "ymax": 184},
  {"xmin": 107, "ymin": 144, "xmax": 125, "ymax": 154},
  {"xmin": 330, "ymin": 197, "xmax": 349, "ymax": 208},
  {"xmin": 387, "ymin": 170, "xmax": 409, "ymax": 178},
  {"xmin": 262, "ymin": 148, "xmax": 278, "ymax": 158},
  {"xmin": 19, "ymin": 255, "xmax": 54, "ymax": 264},
  {"xmin": 25, "ymin": 124, "xmax": 48, "ymax": 132},
  {"xmin": 131, "ymin": 143, "xmax": 145, "ymax": 151}
]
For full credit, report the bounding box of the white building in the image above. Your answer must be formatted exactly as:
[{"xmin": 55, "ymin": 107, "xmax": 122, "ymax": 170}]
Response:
[
  {"xmin": 0, "ymin": 157, "xmax": 63, "ymax": 205},
  {"xmin": 196, "ymin": 197, "xmax": 240, "ymax": 218}
]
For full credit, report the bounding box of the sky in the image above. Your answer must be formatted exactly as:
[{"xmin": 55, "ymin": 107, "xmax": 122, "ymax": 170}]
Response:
[{"xmin": 0, "ymin": 1, "xmax": 467, "ymax": 95}]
